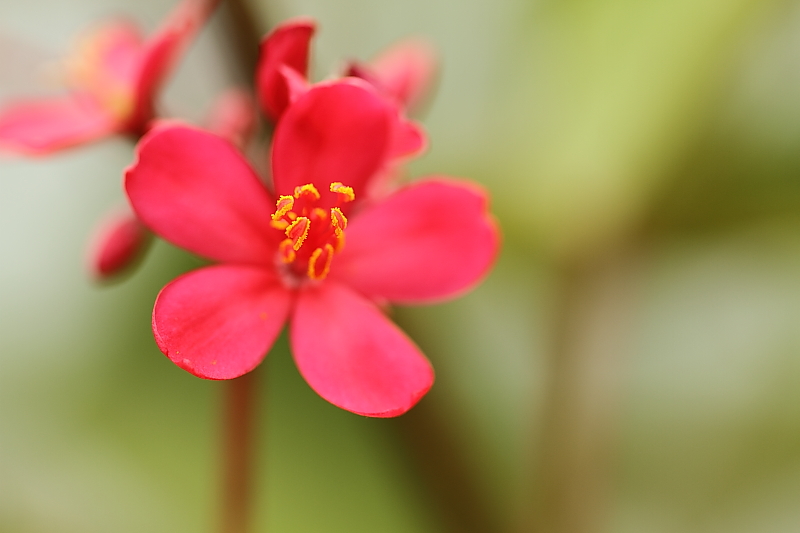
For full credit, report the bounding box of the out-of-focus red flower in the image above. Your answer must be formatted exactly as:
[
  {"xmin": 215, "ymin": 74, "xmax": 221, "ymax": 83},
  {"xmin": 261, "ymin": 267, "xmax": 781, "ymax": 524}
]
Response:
[
  {"xmin": 125, "ymin": 80, "xmax": 499, "ymax": 417},
  {"xmin": 0, "ymin": 0, "xmax": 219, "ymax": 155},
  {"xmin": 345, "ymin": 37, "xmax": 438, "ymax": 117},
  {"xmin": 203, "ymin": 88, "xmax": 257, "ymax": 152}
]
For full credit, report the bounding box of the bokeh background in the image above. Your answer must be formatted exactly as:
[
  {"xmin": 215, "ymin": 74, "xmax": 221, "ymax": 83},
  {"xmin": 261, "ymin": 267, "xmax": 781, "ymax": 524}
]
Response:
[{"xmin": 4, "ymin": 0, "xmax": 800, "ymax": 531}]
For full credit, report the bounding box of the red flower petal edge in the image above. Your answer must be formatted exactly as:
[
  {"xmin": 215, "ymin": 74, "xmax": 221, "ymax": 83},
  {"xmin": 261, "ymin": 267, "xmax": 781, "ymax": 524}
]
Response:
[
  {"xmin": 87, "ymin": 208, "xmax": 151, "ymax": 279},
  {"xmin": 153, "ymin": 265, "xmax": 292, "ymax": 380},
  {"xmin": 256, "ymin": 17, "xmax": 315, "ymax": 121},
  {"xmin": 0, "ymin": 95, "xmax": 118, "ymax": 155},
  {"xmin": 125, "ymin": 124, "xmax": 278, "ymax": 266},
  {"xmin": 331, "ymin": 178, "xmax": 500, "ymax": 304},
  {"xmin": 292, "ymin": 282, "xmax": 434, "ymax": 417},
  {"xmin": 128, "ymin": 0, "xmax": 221, "ymax": 131}
]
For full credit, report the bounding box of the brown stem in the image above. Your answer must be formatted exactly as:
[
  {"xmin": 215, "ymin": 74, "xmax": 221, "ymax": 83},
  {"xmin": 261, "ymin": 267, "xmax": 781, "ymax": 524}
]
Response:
[
  {"xmin": 394, "ymin": 401, "xmax": 502, "ymax": 533},
  {"xmin": 220, "ymin": 371, "xmax": 259, "ymax": 533},
  {"xmin": 220, "ymin": 0, "xmax": 267, "ymax": 81},
  {"xmin": 528, "ymin": 248, "xmax": 644, "ymax": 533}
]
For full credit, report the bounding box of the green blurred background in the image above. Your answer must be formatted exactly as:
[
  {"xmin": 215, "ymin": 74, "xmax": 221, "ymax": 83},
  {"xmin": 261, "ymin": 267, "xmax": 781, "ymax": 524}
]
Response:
[{"xmin": 4, "ymin": 0, "xmax": 800, "ymax": 531}]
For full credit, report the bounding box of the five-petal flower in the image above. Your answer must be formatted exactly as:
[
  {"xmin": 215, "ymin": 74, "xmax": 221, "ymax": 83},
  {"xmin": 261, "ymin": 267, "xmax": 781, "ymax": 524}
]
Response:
[{"xmin": 125, "ymin": 79, "xmax": 499, "ymax": 417}]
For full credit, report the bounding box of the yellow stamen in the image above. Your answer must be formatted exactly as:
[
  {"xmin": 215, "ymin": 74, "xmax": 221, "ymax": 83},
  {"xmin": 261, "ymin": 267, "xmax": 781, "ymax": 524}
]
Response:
[
  {"xmin": 63, "ymin": 28, "xmax": 135, "ymax": 122},
  {"xmin": 311, "ymin": 207, "xmax": 328, "ymax": 221},
  {"xmin": 273, "ymin": 195, "xmax": 294, "ymax": 220},
  {"xmin": 330, "ymin": 182, "xmax": 355, "ymax": 202},
  {"xmin": 270, "ymin": 219, "xmax": 289, "ymax": 231},
  {"xmin": 307, "ymin": 244, "xmax": 335, "ymax": 280},
  {"xmin": 330, "ymin": 207, "xmax": 347, "ymax": 237},
  {"xmin": 285, "ymin": 217, "xmax": 310, "ymax": 251},
  {"xmin": 333, "ymin": 231, "xmax": 346, "ymax": 252},
  {"xmin": 294, "ymin": 184, "xmax": 320, "ymax": 201},
  {"xmin": 278, "ymin": 239, "xmax": 296, "ymax": 263},
  {"xmin": 100, "ymin": 89, "xmax": 135, "ymax": 122}
]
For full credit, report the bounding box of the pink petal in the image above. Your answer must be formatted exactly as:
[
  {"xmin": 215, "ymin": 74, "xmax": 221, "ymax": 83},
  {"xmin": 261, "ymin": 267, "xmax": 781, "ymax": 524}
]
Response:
[
  {"xmin": 390, "ymin": 117, "xmax": 426, "ymax": 160},
  {"xmin": 0, "ymin": 94, "xmax": 118, "ymax": 155},
  {"xmin": 279, "ymin": 64, "xmax": 310, "ymax": 106},
  {"xmin": 128, "ymin": 0, "xmax": 220, "ymax": 131},
  {"xmin": 362, "ymin": 115, "xmax": 427, "ymax": 200},
  {"xmin": 369, "ymin": 38, "xmax": 438, "ymax": 114},
  {"xmin": 331, "ymin": 178, "xmax": 500, "ymax": 304},
  {"xmin": 256, "ymin": 18, "xmax": 315, "ymax": 122},
  {"xmin": 125, "ymin": 124, "xmax": 279, "ymax": 266},
  {"xmin": 87, "ymin": 208, "xmax": 151, "ymax": 279},
  {"xmin": 62, "ymin": 20, "xmax": 143, "ymax": 103},
  {"xmin": 154, "ymin": 265, "xmax": 292, "ymax": 379},
  {"xmin": 271, "ymin": 80, "xmax": 394, "ymax": 203},
  {"xmin": 292, "ymin": 282, "xmax": 434, "ymax": 417},
  {"xmin": 204, "ymin": 87, "xmax": 257, "ymax": 150}
]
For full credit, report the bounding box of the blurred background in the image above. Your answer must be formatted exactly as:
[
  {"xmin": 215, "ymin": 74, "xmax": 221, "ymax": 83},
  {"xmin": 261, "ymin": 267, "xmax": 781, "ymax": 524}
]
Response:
[{"xmin": 4, "ymin": 0, "xmax": 800, "ymax": 531}]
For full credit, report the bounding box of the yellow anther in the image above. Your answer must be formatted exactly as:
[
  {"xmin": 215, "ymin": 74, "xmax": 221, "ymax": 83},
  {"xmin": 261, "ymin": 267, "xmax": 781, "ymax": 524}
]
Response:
[
  {"xmin": 285, "ymin": 217, "xmax": 310, "ymax": 251},
  {"xmin": 64, "ymin": 29, "xmax": 135, "ymax": 121},
  {"xmin": 334, "ymin": 231, "xmax": 346, "ymax": 252},
  {"xmin": 278, "ymin": 239, "xmax": 296, "ymax": 263},
  {"xmin": 330, "ymin": 207, "xmax": 347, "ymax": 237},
  {"xmin": 272, "ymin": 195, "xmax": 294, "ymax": 220},
  {"xmin": 270, "ymin": 219, "xmax": 289, "ymax": 231},
  {"xmin": 311, "ymin": 207, "xmax": 328, "ymax": 221},
  {"xmin": 294, "ymin": 184, "xmax": 320, "ymax": 201},
  {"xmin": 308, "ymin": 244, "xmax": 335, "ymax": 280},
  {"xmin": 330, "ymin": 182, "xmax": 355, "ymax": 202}
]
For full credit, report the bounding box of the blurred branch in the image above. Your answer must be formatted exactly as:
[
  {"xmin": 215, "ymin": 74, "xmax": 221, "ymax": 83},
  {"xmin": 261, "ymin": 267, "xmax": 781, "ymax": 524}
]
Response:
[
  {"xmin": 528, "ymin": 248, "xmax": 645, "ymax": 533},
  {"xmin": 393, "ymin": 402, "xmax": 504, "ymax": 533},
  {"xmin": 220, "ymin": 0, "xmax": 266, "ymax": 82}
]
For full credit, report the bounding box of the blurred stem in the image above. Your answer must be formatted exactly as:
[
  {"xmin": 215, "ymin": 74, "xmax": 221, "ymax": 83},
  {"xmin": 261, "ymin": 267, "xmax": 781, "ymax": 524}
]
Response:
[
  {"xmin": 222, "ymin": 0, "xmax": 266, "ymax": 81},
  {"xmin": 394, "ymin": 402, "xmax": 502, "ymax": 533},
  {"xmin": 530, "ymin": 247, "xmax": 644, "ymax": 533},
  {"xmin": 220, "ymin": 371, "xmax": 259, "ymax": 533}
]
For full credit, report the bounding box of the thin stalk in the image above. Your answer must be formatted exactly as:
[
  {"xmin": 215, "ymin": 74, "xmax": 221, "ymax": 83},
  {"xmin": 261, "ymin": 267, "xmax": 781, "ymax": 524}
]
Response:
[
  {"xmin": 221, "ymin": 0, "xmax": 267, "ymax": 81},
  {"xmin": 529, "ymin": 248, "xmax": 644, "ymax": 533},
  {"xmin": 394, "ymin": 402, "xmax": 502, "ymax": 533},
  {"xmin": 220, "ymin": 371, "xmax": 259, "ymax": 533}
]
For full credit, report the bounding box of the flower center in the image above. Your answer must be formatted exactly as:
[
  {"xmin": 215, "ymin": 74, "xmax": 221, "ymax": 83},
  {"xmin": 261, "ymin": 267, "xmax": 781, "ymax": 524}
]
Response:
[
  {"xmin": 270, "ymin": 182, "xmax": 355, "ymax": 283},
  {"xmin": 63, "ymin": 26, "xmax": 138, "ymax": 122}
]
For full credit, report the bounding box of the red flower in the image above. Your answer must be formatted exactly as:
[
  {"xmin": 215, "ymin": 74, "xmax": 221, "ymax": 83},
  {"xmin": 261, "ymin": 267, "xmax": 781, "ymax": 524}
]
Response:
[
  {"xmin": 125, "ymin": 80, "xmax": 499, "ymax": 417},
  {"xmin": 345, "ymin": 37, "xmax": 438, "ymax": 117},
  {"xmin": 0, "ymin": 0, "xmax": 218, "ymax": 155}
]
